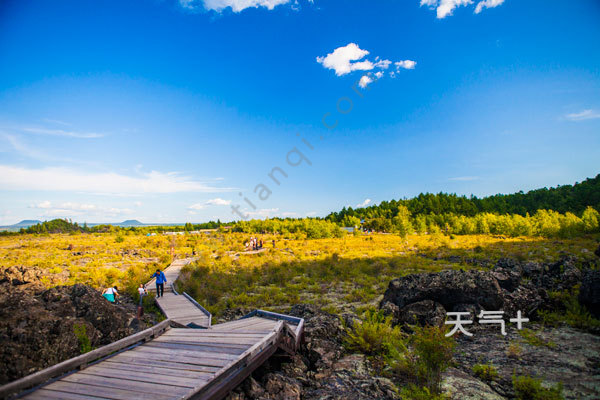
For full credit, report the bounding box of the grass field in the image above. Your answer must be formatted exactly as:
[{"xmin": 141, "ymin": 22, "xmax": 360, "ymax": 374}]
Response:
[{"xmin": 2, "ymin": 231, "xmax": 598, "ymax": 320}]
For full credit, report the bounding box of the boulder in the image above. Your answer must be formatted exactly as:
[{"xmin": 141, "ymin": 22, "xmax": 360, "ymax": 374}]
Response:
[
  {"xmin": 579, "ymin": 269, "xmax": 600, "ymax": 318},
  {"xmin": 380, "ymin": 270, "xmax": 504, "ymax": 312},
  {"xmin": 394, "ymin": 300, "xmax": 446, "ymax": 328}
]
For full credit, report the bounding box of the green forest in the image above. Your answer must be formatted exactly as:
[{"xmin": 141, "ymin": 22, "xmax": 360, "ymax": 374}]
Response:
[{"xmin": 13, "ymin": 174, "xmax": 600, "ymax": 239}]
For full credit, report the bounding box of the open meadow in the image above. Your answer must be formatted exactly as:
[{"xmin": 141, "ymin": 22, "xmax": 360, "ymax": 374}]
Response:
[{"xmin": 2, "ymin": 230, "xmax": 598, "ymax": 318}]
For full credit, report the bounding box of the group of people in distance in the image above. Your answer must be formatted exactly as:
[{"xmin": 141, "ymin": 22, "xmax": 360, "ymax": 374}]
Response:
[
  {"xmin": 246, "ymin": 236, "xmax": 263, "ymax": 251},
  {"xmin": 101, "ymin": 268, "xmax": 168, "ymax": 307}
]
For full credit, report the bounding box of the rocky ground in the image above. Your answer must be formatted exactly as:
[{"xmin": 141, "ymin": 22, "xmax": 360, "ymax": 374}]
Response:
[
  {"xmin": 0, "ymin": 266, "xmax": 156, "ymax": 384},
  {"xmin": 2, "ymin": 251, "xmax": 599, "ymax": 399},
  {"xmin": 226, "ymin": 253, "xmax": 600, "ymax": 400}
]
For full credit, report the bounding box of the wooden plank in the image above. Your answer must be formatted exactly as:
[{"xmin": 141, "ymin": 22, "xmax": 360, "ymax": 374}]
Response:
[
  {"xmin": 60, "ymin": 373, "xmax": 190, "ymax": 397},
  {"xmin": 163, "ymin": 331, "xmax": 265, "ymax": 337},
  {"xmin": 0, "ymin": 319, "xmax": 172, "ymax": 399},
  {"xmin": 80, "ymin": 365, "xmax": 203, "ymax": 388},
  {"xmin": 23, "ymin": 388, "xmax": 104, "ymax": 400},
  {"xmin": 37, "ymin": 381, "xmax": 172, "ymax": 400},
  {"xmin": 102, "ymin": 360, "xmax": 214, "ymax": 380},
  {"xmin": 123, "ymin": 349, "xmax": 233, "ymax": 367},
  {"xmin": 155, "ymin": 335, "xmax": 260, "ymax": 345},
  {"xmin": 142, "ymin": 343, "xmax": 241, "ymax": 360},
  {"xmin": 107, "ymin": 355, "xmax": 220, "ymax": 373},
  {"xmin": 135, "ymin": 341, "xmax": 248, "ymax": 354},
  {"xmin": 185, "ymin": 321, "xmax": 283, "ymax": 400}
]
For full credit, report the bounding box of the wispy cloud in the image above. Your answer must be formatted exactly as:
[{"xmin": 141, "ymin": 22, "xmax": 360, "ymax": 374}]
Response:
[
  {"xmin": 420, "ymin": 0, "xmax": 505, "ymax": 19},
  {"xmin": 42, "ymin": 119, "xmax": 72, "ymax": 126},
  {"xmin": 180, "ymin": 0, "xmax": 290, "ymax": 13},
  {"xmin": 28, "ymin": 201, "xmax": 134, "ymax": 218},
  {"xmin": 22, "ymin": 127, "xmax": 103, "ymax": 139},
  {"xmin": 564, "ymin": 109, "xmax": 600, "ymax": 121},
  {"xmin": 356, "ymin": 198, "xmax": 372, "ymax": 208},
  {"xmin": 448, "ymin": 176, "xmax": 480, "ymax": 181},
  {"xmin": 0, "ymin": 165, "xmax": 234, "ymax": 194}
]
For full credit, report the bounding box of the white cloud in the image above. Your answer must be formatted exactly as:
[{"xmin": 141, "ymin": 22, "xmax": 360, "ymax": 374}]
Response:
[
  {"xmin": 31, "ymin": 200, "xmax": 52, "ymax": 209},
  {"xmin": 421, "ymin": 0, "xmax": 505, "ymax": 18},
  {"xmin": 134, "ymin": 201, "xmax": 143, "ymax": 207},
  {"xmin": 448, "ymin": 176, "xmax": 480, "ymax": 181},
  {"xmin": 22, "ymin": 127, "xmax": 103, "ymax": 139},
  {"xmin": 180, "ymin": 0, "xmax": 290, "ymax": 13},
  {"xmin": 396, "ymin": 60, "xmax": 417, "ymax": 70},
  {"xmin": 0, "ymin": 165, "xmax": 233, "ymax": 194},
  {"xmin": 246, "ymin": 208, "xmax": 280, "ymax": 218},
  {"xmin": 356, "ymin": 198, "xmax": 371, "ymax": 208},
  {"xmin": 317, "ymin": 44, "xmax": 416, "ymax": 88},
  {"xmin": 28, "ymin": 201, "xmax": 134, "ymax": 218},
  {"xmin": 188, "ymin": 197, "xmax": 232, "ymax": 211},
  {"xmin": 358, "ymin": 75, "xmax": 373, "ymax": 88},
  {"xmin": 205, "ymin": 198, "xmax": 232, "ymax": 206},
  {"xmin": 565, "ymin": 109, "xmax": 600, "ymax": 121},
  {"xmin": 474, "ymin": 0, "xmax": 505, "ymax": 14},
  {"xmin": 316, "ymin": 43, "xmax": 372, "ymax": 76}
]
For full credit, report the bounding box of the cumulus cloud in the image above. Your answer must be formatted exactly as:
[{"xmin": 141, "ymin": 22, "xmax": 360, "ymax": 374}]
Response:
[
  {"xmin": 565, "ymin": 109, "xmax": 600, "ymax": 121},
  {"xmin": 396, "ymin": 60, "xmax": 417, "ymax": 70},
  {"xmin": 180, "ymin": 0, "xmax": 290, "ymax": 13},
  {"xmin": 188, "ymin": 198, "xmax": 232, "ymax": 210},
  {"xmin": 316, "ymin": 43, "xmax": 373, "ymax": 76},
  {"xmin": 0, "ymin": 165, "xmax": 233, "ymax": 195},
  {"xmin": 205, "ymin": 198, "xmax": 232, "ymax": 206},
  {"xmin": 474, "ymin": 0, "xmax": 505, "ymax": 14},
  {"xmin": 317, "ymin": 43, "xmax": 416, "ymax": 88},
  {"xmin": 356, "ymin": 198, "xmax": 372, "ymax": 208},
  {"xmin": 358, "ymin": 75, "xmax": 373, "ymax": 88},
  {"xmin": 421, "ymin": 0, "xmax": 504, "ymax": 18}
]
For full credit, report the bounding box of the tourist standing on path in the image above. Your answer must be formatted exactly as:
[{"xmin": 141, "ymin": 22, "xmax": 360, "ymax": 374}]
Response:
[{"xmin": 151, "ymin": 269, "xmax": 167, "ymax": 298}]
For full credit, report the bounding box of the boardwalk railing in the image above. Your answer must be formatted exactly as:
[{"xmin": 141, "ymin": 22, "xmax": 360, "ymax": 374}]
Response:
[
  {"xmin": 0, "ymin": 319, "xmax": 172, "ymax": 399},
  {"xmin": 2, "ymin": 258, "xmax": 304, "ymax": 400}
]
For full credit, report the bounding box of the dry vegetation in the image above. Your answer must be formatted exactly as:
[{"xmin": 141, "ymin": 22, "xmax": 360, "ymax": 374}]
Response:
[{"xmin": 3, "ymin": 230, "xmax": 595, "ymax": 320}]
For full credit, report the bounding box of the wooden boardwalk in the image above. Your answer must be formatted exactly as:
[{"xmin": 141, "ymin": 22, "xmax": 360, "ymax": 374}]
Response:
[
  {"xmin": 146, "ymin": 259, "xmax": 211, "ymax": 328},
  {"xmin": 1, "ymin": 259, "xmax": 304, "ymax": 400}
]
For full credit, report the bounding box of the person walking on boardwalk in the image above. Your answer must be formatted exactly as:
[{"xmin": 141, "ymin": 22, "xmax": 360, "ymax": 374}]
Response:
[
  {"xmin": 151, "ymin": 269, "xmax": 167, "ymax": 298},
  {"xmin": 137, "ymin": 284, "xmax": 147, "ymax": 317},
  {"xmin": 101, "ymin": 286, "xmax": 119, "ymax": 303}
]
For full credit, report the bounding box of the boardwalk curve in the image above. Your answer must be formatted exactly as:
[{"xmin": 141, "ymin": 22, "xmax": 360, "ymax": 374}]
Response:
[{"xmin": 1, "ymin": 258, "xmax": 304, "ymax": 400}]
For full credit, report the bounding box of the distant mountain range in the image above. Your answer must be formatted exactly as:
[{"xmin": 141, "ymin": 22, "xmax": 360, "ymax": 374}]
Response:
[{"xmin": 0, "ymin": 219, "xmax": 148, "ymax": 231}]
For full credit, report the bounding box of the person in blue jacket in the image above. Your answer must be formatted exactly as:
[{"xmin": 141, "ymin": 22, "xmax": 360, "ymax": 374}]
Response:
[{"xmin": 151, "ymin": 269, "xmax": 167, "ymax": 298}]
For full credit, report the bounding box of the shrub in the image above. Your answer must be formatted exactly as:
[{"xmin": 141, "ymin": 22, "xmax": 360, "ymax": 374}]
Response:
[
  {"xmin": 472, "ymin": 363, "xmax": 499, "ymax": 382},
  {"xmin": 400, "ymin": 384, "xmax": 449, "ymax": 400},
  {"xmin": 512, "ymin": 374, "xmax": 564, "ymax": 400},
  {"xmin": 518, "ymin": 329, "xmax": 556, "ymax": 349},
  {"xmin": 388, "ymin": 325, "xmax": 455, "ymax": 395},
  {"xmin": 73, "ymin": 323, "xmax": 92, "ymax": 354},
  {"xmin": 344, "ymin": 309, "xmax": 405, "ymax": 357}
]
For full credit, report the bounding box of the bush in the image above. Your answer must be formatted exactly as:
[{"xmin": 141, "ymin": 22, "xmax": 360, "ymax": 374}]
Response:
[
  {"xmin": 400, "ymin": 384, "xmax": 449, "ymax": 400},
  {"xmin": 513, "ymin": 374, "xmax": 564, "ymax": 400},
  {"xmin": 472, "ymin": 363, "xmax": 499, "ymax": 382},
  {"xmin": 388, "ymin": 325, "xmax": 455, "ymax": 395},
  {"xmin": 344, "ymin": 309, "xmax": 405, "ymax": 357},
  {"xmin": 73, "ymin": 323, "xmax": 92, "ymax": 354}
]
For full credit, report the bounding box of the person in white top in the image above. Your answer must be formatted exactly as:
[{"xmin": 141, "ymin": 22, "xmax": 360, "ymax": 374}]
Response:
[
  {"xmin": 138, "ymin": 284, "xmax": 147, "ymax": 306},
  {"xmin": 102, "ymin": 286, "xmax": 119, "ymax": 303}
]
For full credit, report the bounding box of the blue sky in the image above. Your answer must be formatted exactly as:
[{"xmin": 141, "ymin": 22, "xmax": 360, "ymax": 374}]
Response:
[{"xmin": 0, "ymin": 0, "xmax": 599, "ymax": 224}]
